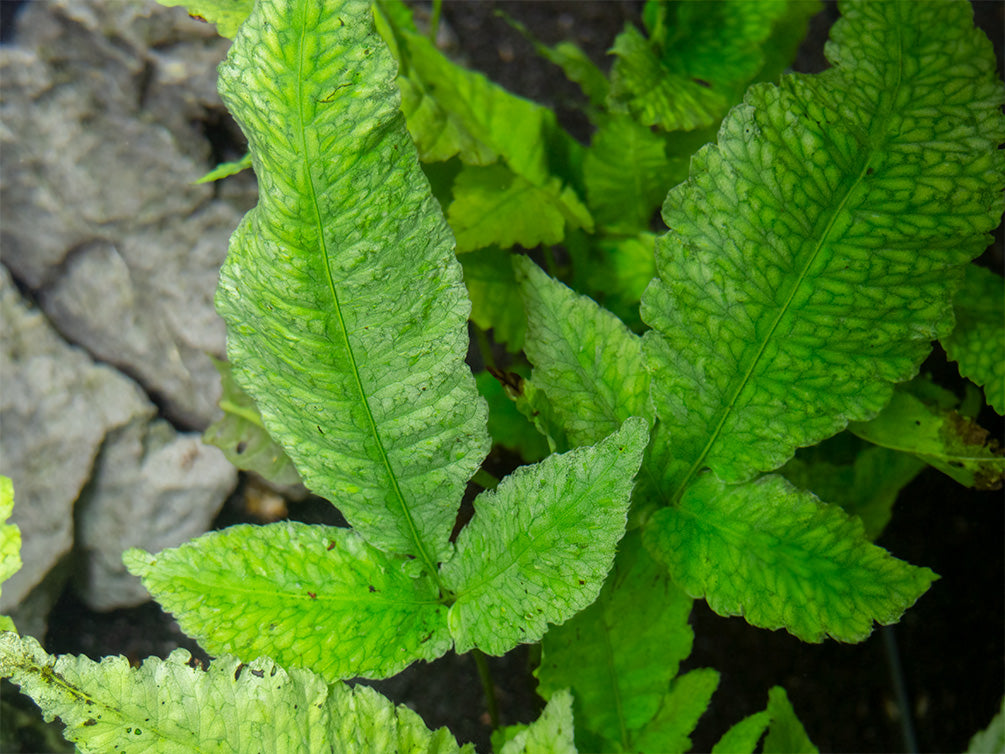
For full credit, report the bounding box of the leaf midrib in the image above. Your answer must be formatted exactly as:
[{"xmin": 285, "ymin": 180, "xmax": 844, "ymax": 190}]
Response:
[
  {"xmin": 669, "ymin": 29, "xmax": 906, "ymax": 504},
  {"xmin": 294, "ymin": 11, "xmax": 441, "ymax": 583}
]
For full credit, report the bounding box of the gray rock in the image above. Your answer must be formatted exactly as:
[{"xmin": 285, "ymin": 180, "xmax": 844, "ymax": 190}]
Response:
[
  {"xmin": 73, "ymin": 419, "xmax": 236, "ymax": 611},
  {"xmin": 0, "ymin": 266, "xmax": 153, "ymax": 610},
  {"xmin": 0, "ymin": 0, "xmax": 253, "ymax": 429}
]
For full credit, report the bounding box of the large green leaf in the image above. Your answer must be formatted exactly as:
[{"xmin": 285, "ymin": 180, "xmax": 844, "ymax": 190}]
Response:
[
  {"xmin": 536, "ymin": 531, "xmax": 694, "ymax": 752},
  {"xmin": 0, "ymin": 633, "xmax": 471, "ymax": 754},
  {"xmin": 215, "ymin": 0, "xmax": 489, "ymax": 569},
  {"xmin": 125, "ymin": 524, "xmax": 451, "ymax": 682},
  {"xmin": 642, "ymin": 0, "xmax": 1005, "ymax": 499},
  {"xmin": 441, "ymin": 418, "xmax": 648, "ymax": 655},
  {"xmin": 942, "ymin": 264, "xmax": 1005, "ymax": 415},
  {"xmin": 645, "ymin": 474, "xmax": 937, "ymax": 642}
]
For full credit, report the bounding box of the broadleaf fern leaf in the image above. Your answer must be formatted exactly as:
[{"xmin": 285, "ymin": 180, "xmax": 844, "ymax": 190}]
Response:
[
  {"xmin": 215, "ymin": 0, "xmax": 489, "ymax": 567},
  {"xmin": 642, "ymin": 0, "xmax": 1005, "ymax": 498}
]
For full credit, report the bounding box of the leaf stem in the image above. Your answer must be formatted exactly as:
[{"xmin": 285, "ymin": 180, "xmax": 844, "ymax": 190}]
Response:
[
  {"xmin": 472, "ymin": 649, "xmax": 500, "ymax": 729},
  {"xmin": 428, "ymin": 0, "xmax": 442, "ymax": 43}
]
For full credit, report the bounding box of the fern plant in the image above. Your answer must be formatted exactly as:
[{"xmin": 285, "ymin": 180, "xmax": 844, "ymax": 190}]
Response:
[{"xmin": 1, "ymin": 0, "xmax": 1002, "ymax": 751}]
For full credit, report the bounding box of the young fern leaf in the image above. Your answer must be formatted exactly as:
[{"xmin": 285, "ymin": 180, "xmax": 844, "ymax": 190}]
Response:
[
  {"xmin": 641, "ymin": 0, "xmax": 1005, "ymax": 498},
  {"xmin": 215, "ymin": 0, "xmax": 490, "ymax": 568},
  {"xmin": 712, "ymin": 687, "xmax": 818, "ymax": 754},
  {"xmin": 440, "ymin": 417, "xmax": 648, "ymax": 655},
  {"xmin": 645, "ymin": 474, "xmax": 937, "ymax": 642},
  {"xmin": 0, "ymin": 633, "xmax": 472, "ymax": 754},
  {"xmin": 124, "ymin": 524, "xmax": 452, "ymax": 683},
  {"xmin": 941, "ymin": 264, "xmax": 1005, "ymax": 415}
]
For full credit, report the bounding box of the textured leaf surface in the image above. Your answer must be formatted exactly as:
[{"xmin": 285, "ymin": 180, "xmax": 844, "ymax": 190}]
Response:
[
  {"xmin": 125, "ymin": 523, "xmax": 451, "ymax": 682},
  {"xmin": 448, "ymin": 164, "xmax": 591, "ymax": 252},
  {"xmin": 943, "ymin": 264, "xmax": 1005, "ymax": 415},
  {"xmin": 202, "ymin": 358, "xmax": 301, "ymax": 488},
  {"xmin": 441, "ymin": 418, "xmax": 648, "ymax": 655},
  {"xmin": 583, "ymin": 115, "xmax": 673, "ymax": 233},
  {"xmin": 516, "ymin": 257, "xmax": 653, "ymax": 448},
  {"xmin": 0, "ymin": 477, "xmax": 20, "ymax": 632},
  {"xmin": 608, "ymin": 1, "xmax": 787, "ymax": 131},
  {"xmin": 215, "ymin": 0, "xmax": 489, "ymax": 567},
  {"xmin": 644, "ymin": 474, "xmax": 937, "ymax": 642},
  {"xmin": 849, "ymin": 388, "xmax": 1005, "ymax": 490},
  {"xmin": 536, "ymin": 531, "xmax": 693, "ymax": 750},
  {"xmin": 0, "ymin": 633, "xmax": 471, "ymax": 754},
  {"xmin": 498, "ymin": 690, "xmax": 577, "ymax": 754},
  {"xmin": 156, "ymin": 0, "xmax": 253, "ymax": 38},
  {"xmin": 629, "ymin": 668, "xmax": 720, "ymax": 754},
  {"xmin": 642, "ymin": 0, "xmax": 1005, "ymax": 498}
]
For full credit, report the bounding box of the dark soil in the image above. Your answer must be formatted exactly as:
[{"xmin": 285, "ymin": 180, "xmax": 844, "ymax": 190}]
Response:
[{"xmin": 8, "ymin": 2, "xmax": 1004, "ymax": 753}]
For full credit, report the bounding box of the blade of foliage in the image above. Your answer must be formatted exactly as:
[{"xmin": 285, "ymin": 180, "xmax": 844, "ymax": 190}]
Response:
[
  {"xmin": 942, "ymin": 264, "xmax": 1005, "ymax": 415},
  {"xmin": 566, "ymin": 231, "xmax": 657, "ymax": 332},
  {"xmin": 441, "ymin": 418, "xmax": 648, "ymax": 655},
  {"xmin": 125, "ymin": 523, "xmax": 452, "ymax": 682},
  {"xmin": 849, "ymin": 387, "xmax": 1005, "ymax": 490},
  {"xmin": 608, "ymin": 1, "xmax": 789, "ymax": 131},
  {"xmin": 628, "ymin": 668, "xmax": 720, "ymax": 754},
  {"xmin": 536, "ymin": 531, "xmax": 694, "ymax": 751},
  {"xmin": 375, "ymin": 1, "xmax": 583, "ymax": 187},
  {"xmin": 497, "ymin": 689, "xmax": 577, "ymax": 754},
  {"xmin": 195, "ymin": 153, "xmax": 252, "ymax": 184},
  {"xmin": 644, "ymin": 474, "xmax": 938, "ymax": 642},
  {"xmin": 461, "ymin": 247, "xmax": 526, "ymax": 352},
  {"xmin": 156, "ymin": 0, "xmax": 253, "ymax": 38},
  {"xmin": 761, "ymin": 686, "xmax": 817, "ymax": 754},
  {"xmin": 0, "ymin": 477, "xmax": 20, "ymax": 633},
  {"xmin": 583, "ymin": 116, "xmax": 674, "ymax": 234},
  {"xmin": 967, "ymin": 697, "xmax": 1005, "ymax": 754},
  {"xmin": 202, "ymin": 357, "xmax": 302, "ymax": 488},
  {"xmin": 214, "ymin": 0, "xmax": 490, "ymax": 567},
  {"xmin": 712, "ymin": 710, "xmax": 772, "ymax": 754},
  {"xmin": 642, "ymin": 0, "xmax": 1005, "ymax": 499},
  {"xmin": 781, "ymin": 436, "xmax": 924, "ymax": 540},
  {"xmin": 516, "ymin": 257, "xmax": 654, "ymax": 447},
  {"xmin": 448, "ymin": 164, "xmax": 592, "ymax": 253},
  {"xmin": 0, "ymin": 633, "xmax": 471, "ymax": 754},
  {"xmin": 475, "ymin": 371, "xmax": 549, "ymax": 463}
]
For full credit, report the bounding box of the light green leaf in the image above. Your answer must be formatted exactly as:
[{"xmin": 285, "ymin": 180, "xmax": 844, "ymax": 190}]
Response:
[
  {"xmin": 125, "ymin": 523, "xmax": 452, "ymax": 682},
  {"xmin": 202, "ymin": 357, "xmax": 302, "ymax": 488},
  {"xmin": 516, "ymin": 256, "xmax": 653, "ymax": 448},
  {"xmin": 943, "ymin": 264, "xmax": 1005, "ymax": 415},
  {"xmin": 583, "ymin": 115, "xmax": 673, "ymax": 233},
  {"xmin": 849, "ymin": 387, "xmax": 1005, "ymax": 490},
  {"xmin": 712, "ymin": 710, "xmax": 771, "ymax": 754},
  {"xmin": 156, "ymin": 0, "xmax": 253, "ymax": 38},
  {"xmin": 762, "ymin": 686, "xmax": 817, "ymax": 754},
  {"xmin": 0, "ymin": 477, "xmax": 21, "ymax": 633},
  {"xmin": 608, "ymin": 1, "xmax": 788, "ymax": 131},
  {"xmin": 967, "ymin": 697, "xmax": 1005, "ymax": 754},
  {"xmin": 0, "ymin": 633, "xmax": 471, "ymax": 754},
  {"xmin": 536, "ymin": 531, "xmax": 694, "ymax": 750},
  {"xmin": 195, "ymin": 153, "xmax": 252, "ymax": 184},
  {"xmin": 642, "ymin": 0, "xmax": 1005, "ymax": 499},
  {"xmin": 780, "ymin": 435, "xmax": 925, "ymax": 540},
  {"xmin": 215, "ymin": 0, "xmax": 489, "ymax": 568},
  {"xmin": 448, "ymin": 164, "xmax": 592, "ymax": 252},
  {"xmin": 630, "ymin": 668, "xmax": 720, "ymax": 754},
  {"xmin": 566, "ymin": 231, "xmax": 657, "ymax": 331},
  {"xmin": 461, "ymin": 247, "xmax": 526, "ymax": 352},
  {"xmin": 644, "ymin": 474, "xmax": 938, "ymax": 642},
  {"xmin": 498, "ymin": 689, "xmax": 577, "ymax": 754},
  {"xmin": 441, "ymin": 418, "xmax": 649, "ymax": 655}
]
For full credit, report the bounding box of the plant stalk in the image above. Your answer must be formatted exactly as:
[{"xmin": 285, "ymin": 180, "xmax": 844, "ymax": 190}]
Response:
[{"xmin": 472, "ymin": 649, "xmax": 500, "ymax": 730}]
